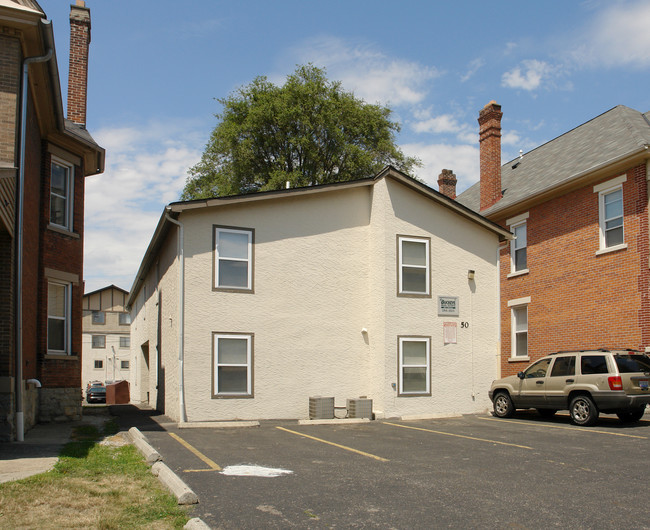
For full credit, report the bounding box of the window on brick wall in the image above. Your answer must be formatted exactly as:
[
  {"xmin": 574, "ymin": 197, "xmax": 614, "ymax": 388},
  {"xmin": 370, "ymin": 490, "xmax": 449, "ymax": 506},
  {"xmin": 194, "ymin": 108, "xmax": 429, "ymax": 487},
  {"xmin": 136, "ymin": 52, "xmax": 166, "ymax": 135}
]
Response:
[
  {"xmin": 50, "ymin": 158, "xmax": 74, "ymax": 230},
  {"xmin": 507, "ymin": 212, "xmax": 529, "ymax": 276},
  {"xmin": 511, "ymin": 305, "xmax": 528, "ymax": 358},
  {"xmin": 594, "ymin": 176, "xmax": 627, "ymax": 253},
  {"xmin": 47, "ymin": 281, "xmax": 71, "ymax": 354}
]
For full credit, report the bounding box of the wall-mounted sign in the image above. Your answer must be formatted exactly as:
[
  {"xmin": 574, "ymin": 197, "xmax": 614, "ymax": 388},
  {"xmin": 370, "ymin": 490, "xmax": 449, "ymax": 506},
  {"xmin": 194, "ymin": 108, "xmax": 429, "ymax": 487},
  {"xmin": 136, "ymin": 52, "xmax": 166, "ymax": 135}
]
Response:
[
  {"xmin": 438, "ymin": 296, "xmax": 459, "ymax": 316},
  {"xmin": 443, "ymin": 322, "xmax": 457, "ymax": 344}
]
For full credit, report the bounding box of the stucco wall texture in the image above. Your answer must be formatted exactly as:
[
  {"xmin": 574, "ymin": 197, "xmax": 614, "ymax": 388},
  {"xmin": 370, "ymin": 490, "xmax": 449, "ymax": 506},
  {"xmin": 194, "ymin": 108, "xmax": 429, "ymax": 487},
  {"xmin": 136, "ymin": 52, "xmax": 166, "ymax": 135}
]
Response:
[{"xmin": 131, "ymin": 177, "xmax": 502, "ymax": 422}]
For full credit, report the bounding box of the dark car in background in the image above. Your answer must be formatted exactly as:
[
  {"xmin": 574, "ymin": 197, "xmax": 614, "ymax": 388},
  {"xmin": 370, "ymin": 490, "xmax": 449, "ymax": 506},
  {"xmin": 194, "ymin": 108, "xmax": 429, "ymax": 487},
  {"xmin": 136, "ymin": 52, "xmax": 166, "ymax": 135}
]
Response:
[{"xmin": 86, "ymin": 385, "xmax": 106, "ymax": 404}]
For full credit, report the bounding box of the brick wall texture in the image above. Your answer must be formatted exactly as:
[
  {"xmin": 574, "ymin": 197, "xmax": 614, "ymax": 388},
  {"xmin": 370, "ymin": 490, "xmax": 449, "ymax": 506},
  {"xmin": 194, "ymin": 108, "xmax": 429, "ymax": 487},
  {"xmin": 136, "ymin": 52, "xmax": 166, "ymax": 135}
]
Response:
[
  {"xmin": 497, "ymin": 163, "xmax": 649, "ymax": 377},
  {"xmin": 0, "ymin": 31, "xmax": 21, "ymax": 165}
]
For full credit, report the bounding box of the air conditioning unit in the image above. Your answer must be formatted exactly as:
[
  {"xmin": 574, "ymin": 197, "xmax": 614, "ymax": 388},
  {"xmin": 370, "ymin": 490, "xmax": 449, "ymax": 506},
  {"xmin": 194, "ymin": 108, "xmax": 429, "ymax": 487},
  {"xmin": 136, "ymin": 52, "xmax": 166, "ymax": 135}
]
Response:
[
  {"xmin": 309, "ymin": 396, "xmax": 334, "ymax": 419},
  {"xmin": 347, "ymin": 398, "xmax": 373, "ymax": 419}
]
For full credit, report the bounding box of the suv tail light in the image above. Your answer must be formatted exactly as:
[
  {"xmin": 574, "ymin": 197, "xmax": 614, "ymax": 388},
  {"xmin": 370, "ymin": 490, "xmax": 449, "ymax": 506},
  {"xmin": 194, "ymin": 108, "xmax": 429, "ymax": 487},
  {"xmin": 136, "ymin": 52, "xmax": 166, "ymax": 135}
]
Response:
[{"xmin": 608, "ymin": 376, "xmax": 623, "ymax": 391}]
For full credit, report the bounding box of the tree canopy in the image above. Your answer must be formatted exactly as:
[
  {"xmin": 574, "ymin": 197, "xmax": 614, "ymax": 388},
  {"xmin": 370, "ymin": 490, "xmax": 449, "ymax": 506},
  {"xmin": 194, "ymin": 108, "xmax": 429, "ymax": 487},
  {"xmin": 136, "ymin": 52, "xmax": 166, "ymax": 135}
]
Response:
[{"xmin": 181, "ymin": 64, "xmax": 419, "ymax": 199}]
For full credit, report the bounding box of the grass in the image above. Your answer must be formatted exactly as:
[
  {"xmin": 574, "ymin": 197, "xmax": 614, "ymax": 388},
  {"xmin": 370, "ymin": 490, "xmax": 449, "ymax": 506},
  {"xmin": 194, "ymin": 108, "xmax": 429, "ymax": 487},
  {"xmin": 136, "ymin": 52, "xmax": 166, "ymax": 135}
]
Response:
[{"xmin": 0, "ymin": 420, "xmax": 190, "ymax": 529}]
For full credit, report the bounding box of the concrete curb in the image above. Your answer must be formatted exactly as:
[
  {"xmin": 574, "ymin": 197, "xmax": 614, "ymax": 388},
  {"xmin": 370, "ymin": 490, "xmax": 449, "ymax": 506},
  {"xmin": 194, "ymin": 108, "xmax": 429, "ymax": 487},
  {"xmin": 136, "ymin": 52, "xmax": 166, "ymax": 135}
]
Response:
[
  {"xmin": 298, "ymin": 418, "xmax": 371, "ymax": 425},
  {"xmin": 152, "ymin": 461, "xmax": 199, "ymax": 505},
  {"xmin": 184, "ymin": 517, "xmax": 212, "ymax": 529},
  {"xmin": 178, "ymin": 420, "xmax": 259, "ymax": 429},
  {"xmin": 128, "ymin": 427, "xmax": 162, "ymax": 464}
]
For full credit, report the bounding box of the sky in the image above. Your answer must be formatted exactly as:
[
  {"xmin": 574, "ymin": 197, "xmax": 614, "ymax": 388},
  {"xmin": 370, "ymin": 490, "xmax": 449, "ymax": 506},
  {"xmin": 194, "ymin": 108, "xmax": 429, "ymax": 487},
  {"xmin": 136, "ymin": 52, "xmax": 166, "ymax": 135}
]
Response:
[{"xmin": 38, "ymin": 0, "xmax": 650, "ymax": 294}]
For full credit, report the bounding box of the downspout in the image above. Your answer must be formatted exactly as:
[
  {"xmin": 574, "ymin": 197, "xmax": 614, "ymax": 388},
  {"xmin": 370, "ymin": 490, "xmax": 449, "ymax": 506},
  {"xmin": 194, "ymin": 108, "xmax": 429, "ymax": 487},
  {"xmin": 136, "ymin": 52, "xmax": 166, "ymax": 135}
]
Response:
[
  {"xmin": 16, "ymin": 39, "xmax": 53, "ymax": 442},
  {"xmin": 164, "ymin": 209, "xmax": 187, "ymax": 423}
]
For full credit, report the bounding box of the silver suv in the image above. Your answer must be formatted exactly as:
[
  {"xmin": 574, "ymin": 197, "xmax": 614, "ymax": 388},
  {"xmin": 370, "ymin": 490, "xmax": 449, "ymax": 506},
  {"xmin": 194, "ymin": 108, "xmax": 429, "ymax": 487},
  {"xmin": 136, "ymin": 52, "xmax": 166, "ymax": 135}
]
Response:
[{"xmin": 489, "ymin": 349, "xmax": 650, "ymax": 426}]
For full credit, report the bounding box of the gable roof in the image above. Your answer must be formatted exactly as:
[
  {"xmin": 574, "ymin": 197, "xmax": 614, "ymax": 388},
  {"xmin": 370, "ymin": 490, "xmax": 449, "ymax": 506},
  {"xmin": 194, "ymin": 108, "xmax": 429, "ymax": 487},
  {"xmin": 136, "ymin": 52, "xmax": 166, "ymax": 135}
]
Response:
[
  {"xmin": 456, "ymin": 105, "xmax": 650, "ymax": 216},
  {"xmin": 126, "ymin": 167, "xmax": 512, "ymax": 308}
]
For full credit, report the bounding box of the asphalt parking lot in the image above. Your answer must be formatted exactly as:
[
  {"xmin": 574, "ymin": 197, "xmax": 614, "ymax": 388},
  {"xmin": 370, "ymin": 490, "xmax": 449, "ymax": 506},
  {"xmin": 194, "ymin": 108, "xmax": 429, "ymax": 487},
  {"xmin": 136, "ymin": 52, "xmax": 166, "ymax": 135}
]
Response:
[{"xmin": 116, "ymin": 408, "xmax": 650, "ymax": 529}]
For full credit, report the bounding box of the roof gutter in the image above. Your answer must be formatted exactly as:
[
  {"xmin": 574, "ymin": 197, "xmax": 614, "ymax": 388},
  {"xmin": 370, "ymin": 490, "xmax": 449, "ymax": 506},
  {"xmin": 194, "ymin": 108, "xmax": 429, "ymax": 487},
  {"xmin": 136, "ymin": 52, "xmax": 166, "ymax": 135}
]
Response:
[{"xmin": 16, "ymin": 19, "xmax": 53, "ymax": 442}]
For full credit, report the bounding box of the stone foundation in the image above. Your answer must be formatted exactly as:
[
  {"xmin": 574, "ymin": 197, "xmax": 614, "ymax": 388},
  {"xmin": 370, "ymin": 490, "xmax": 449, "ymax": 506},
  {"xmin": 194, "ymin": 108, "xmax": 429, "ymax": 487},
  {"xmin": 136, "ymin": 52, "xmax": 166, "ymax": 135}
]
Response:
[{"xmin": 39, "ymin": 387, "xmax": 82, "ymax": 423}]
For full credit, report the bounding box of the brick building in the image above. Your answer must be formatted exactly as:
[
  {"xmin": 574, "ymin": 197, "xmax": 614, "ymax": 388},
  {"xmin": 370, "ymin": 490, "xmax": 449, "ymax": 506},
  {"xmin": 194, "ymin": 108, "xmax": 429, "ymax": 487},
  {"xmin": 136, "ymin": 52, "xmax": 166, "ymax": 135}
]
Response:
[
  {"xmin": 457, "ymin": 102, "xmax": 650, "ymax": 377},
  {"xmin": 0, "ymin": 0, "xmax": 104, "ymax": 441}
]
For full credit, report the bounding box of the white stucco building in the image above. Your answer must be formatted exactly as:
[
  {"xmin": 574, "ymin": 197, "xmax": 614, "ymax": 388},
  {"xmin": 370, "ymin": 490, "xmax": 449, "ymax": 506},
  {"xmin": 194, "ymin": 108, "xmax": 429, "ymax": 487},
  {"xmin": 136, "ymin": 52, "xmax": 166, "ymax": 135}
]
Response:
[
  {"xmin": 127, "ymin": 167, "xmax": 512, "ymax": 422},
  {"xmin": 82, "ymin": 286, "xmax": 132, "ymax": 396}
]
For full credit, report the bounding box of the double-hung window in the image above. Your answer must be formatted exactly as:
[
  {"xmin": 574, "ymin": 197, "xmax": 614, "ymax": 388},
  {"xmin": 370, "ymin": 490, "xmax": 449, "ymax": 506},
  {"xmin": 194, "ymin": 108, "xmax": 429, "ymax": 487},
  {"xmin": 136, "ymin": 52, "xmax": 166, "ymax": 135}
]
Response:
[
  {"xmin": 50, "ymin": 158, "xmax": 73, "ymax": 230},
  {"xmin": 508, "ymin": 297, "xmax": 530, "ymax": 358},
  {"xmin": 214, "ymin": 226, "xmax": 253, "ymax": 291},
  {"xmin": 398, "ymin": 236, "xmax": 430, "ymax": 296},
  {"xmin": 398, "ymin": 336, "xmax": 430, "ymax": 395},
  {"xmin": 213, "ymin": 333, "xmax": 253, "ymax": 397},
  {"xmin": 48, "ymin": 281, "xmax": 71, "ymax": 354},
  {"xmin": 595, "ymin": 176, "xmax": 626, "ymax": 253},
  {"xmin": 507, "ymin": 212, "xmax": 528, "ymax": 275}
]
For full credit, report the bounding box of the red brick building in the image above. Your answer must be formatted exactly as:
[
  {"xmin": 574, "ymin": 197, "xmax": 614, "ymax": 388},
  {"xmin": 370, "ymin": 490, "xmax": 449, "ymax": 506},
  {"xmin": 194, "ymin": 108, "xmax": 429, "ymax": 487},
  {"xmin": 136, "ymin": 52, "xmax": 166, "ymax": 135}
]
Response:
[
  {"xmin": 0, "ymin": 0, "xmax": 104, "ymax": 441},
  {"xmin": 457, "ymin": 102, "xmax": 650, "ymax": 377}
]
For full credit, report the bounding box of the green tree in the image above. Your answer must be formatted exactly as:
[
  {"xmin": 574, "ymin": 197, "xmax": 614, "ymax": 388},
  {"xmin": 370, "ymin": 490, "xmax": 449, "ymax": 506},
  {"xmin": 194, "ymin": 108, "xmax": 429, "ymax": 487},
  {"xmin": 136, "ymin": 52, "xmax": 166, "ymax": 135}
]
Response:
[{"xmin": 182, "ymin": 64, "xmax": 419, "ymax": 199}]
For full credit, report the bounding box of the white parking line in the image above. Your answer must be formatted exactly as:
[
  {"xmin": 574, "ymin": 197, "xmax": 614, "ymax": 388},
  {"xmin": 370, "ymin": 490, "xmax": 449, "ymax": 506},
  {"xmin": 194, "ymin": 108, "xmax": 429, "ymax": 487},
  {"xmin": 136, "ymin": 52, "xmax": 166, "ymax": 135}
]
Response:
[{"xmin": 479, "ymin": 416, "xmax": 648, "ymax": 439}]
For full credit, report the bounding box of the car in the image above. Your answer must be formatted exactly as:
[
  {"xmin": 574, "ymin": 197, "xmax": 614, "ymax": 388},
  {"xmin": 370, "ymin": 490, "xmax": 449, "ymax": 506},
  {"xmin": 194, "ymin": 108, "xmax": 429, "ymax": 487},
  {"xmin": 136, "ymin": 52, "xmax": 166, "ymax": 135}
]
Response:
[
  {"xmin": 86, "ymin": 385, "xmax": 106, "ymax": 404},
  {"xmin": 489, "ymin": 349, "xmax": 650, "ymax": 426}
]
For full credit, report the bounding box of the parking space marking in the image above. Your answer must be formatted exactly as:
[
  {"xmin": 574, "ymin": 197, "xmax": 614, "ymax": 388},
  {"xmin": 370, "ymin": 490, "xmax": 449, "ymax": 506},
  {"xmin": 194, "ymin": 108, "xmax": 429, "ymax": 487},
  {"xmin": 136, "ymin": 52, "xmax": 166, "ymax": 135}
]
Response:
[
  {"xmin": 384, "ymin": 422, "xmax": 533, "ymax": 449},
  {"xmin": 276, "ymin": 427, "xmax": 389, "ymax": 462},
  {"xmin": 478, "ymin": 417, "xmax": 648, "ymax": 439},
  {"xmin": 168, "ymin": 432, "xmax": 222, "ymax": 471}
]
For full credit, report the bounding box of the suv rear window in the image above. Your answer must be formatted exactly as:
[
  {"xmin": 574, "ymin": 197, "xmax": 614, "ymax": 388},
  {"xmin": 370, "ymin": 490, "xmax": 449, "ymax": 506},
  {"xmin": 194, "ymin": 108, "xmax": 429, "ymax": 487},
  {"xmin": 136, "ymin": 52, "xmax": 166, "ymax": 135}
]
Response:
[
  {"xmin": 615, "ymin": 355, "xmax": 650, "ymax": 373},
  {"xmin": 581, "ymin": 355, "xmax": 608, "ymax": 375}
]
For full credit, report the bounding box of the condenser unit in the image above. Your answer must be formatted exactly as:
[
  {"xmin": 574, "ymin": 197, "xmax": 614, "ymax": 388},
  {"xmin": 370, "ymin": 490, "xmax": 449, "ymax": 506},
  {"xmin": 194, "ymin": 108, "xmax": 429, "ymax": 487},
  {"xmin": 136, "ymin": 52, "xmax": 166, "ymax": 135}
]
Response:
[
  {"xmin": 309, "ymin": 396, "xmax": 335, "ymax": 419},
  {"xmin": 347, "ymin": 398, "xmax": 373, "ymax": 419}
]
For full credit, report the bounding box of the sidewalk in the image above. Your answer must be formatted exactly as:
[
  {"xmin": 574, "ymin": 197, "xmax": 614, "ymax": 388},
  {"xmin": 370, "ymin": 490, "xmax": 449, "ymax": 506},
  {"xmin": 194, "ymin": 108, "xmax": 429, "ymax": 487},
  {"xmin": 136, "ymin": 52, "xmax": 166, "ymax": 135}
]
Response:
[{"xmin": 0, "ymin": 407, "xmax": 109, "ymax": 484}]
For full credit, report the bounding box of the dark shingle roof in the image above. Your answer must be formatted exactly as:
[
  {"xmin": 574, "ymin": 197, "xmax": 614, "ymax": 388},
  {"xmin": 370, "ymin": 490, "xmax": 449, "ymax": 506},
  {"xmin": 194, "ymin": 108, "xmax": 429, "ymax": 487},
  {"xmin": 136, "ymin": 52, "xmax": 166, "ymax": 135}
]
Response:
[{"xmin": 456, "ymin": 106, "xmax": 650, "ymax": 215}]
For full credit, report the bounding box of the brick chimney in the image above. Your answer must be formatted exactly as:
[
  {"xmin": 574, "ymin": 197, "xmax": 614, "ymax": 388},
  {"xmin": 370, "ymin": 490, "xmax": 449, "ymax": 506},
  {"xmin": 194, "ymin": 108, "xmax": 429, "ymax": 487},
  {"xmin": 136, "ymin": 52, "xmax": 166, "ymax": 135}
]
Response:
[
  {"xmin": 478, "ymin": 101, "xmax": 503, "ymax": 211},
  {"xmin": 67, "ymin": 0, "xmax": 91, "ymax": 126},
  {"xmin": 437, "ymin": 169, "xmax": 457, "ymax": 199}
]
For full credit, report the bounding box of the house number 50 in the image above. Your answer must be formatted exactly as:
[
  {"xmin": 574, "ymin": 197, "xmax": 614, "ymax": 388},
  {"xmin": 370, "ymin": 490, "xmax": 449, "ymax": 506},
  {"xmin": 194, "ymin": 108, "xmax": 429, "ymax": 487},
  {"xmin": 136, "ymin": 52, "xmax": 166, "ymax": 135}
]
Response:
[{"xmin": 461, "ymin": 322, "xmax": 469, "ymax": 328}]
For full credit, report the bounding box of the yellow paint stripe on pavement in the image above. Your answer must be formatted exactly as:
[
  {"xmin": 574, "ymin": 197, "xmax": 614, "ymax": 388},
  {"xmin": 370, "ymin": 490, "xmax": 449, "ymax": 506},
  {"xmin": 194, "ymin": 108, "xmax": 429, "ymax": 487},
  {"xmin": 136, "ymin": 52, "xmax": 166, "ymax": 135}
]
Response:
[
  {"xmin": 168, "ymin": 432, "xmax": 222, "ymax": 470},
  {"xmin": 478, "ymin": 416, "xmax": 648, "ymax": 439},
  {"xmin": 384, "ymin": 422, "xmax": 533, "ymax": 449},
  {"xmin": 276, "ymin": 426, "xmax": 389, "ymax": 462}
]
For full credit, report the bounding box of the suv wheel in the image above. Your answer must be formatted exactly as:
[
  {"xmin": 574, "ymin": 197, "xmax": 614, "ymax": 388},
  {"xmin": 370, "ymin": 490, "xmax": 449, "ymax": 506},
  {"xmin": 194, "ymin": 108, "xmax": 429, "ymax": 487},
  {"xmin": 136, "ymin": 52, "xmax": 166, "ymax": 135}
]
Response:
[
  {"xmin": 570, "ymin": 395, "xmax": 598, "ymax": 426},
  {"xmin": 493, "ymin": 392, "xmax": 515, "ymax": 418},
  {"xmin": 616, "ymin": 406, "xmax": 646, "ymax": 423}
]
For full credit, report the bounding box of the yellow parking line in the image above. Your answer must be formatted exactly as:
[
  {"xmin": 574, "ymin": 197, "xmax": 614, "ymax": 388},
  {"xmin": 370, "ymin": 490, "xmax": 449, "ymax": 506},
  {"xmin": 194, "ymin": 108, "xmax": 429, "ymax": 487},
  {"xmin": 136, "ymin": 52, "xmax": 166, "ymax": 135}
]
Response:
[
  {"xmin": 478, "ymin": 416, "xmax": 648, "ymax": 439},
  {"xmin": 276, "ymin": 426, "xmax": 389, "ymax": 462},
  {"xmin": 384, "ymin": 422, "xmax": 533, "ymax": 449},
  {"xmin": 168, "ymin": 432, "xmax": 222, "ymax": 470}
]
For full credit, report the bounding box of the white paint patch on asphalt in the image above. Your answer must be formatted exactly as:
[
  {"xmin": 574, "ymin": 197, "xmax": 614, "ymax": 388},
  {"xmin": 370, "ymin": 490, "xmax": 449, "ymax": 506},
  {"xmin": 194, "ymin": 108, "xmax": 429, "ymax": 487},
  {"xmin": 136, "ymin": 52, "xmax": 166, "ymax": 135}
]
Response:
[{"xmin": 220, "ymin": 465, "xmax": 293, "ymax": 477}]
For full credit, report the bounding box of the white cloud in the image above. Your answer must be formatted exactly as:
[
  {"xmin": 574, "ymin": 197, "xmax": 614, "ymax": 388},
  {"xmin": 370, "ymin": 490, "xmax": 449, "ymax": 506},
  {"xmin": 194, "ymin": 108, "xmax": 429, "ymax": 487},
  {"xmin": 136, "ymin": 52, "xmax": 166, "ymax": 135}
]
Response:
[
  {"xmin": 573, "ymin": 0, "xmax": 650, "ymax": 68},
  {"xmin": 83, "ymin": 120, "xmax": 203, "ymax": 293},
  {"xmin": 291, "ymin": 36, "xmax": 439, "ymax": 106},
  {"xmin": 403, "ymin": 142, "xmax": 480, "ymax": 194},
  {"xmin": 460, "ymin": 58, "xmax": 484, "ymax": 82},
  {"xmin": 502, "ymin": 59, "xmax": 553, "ymax": 91}
]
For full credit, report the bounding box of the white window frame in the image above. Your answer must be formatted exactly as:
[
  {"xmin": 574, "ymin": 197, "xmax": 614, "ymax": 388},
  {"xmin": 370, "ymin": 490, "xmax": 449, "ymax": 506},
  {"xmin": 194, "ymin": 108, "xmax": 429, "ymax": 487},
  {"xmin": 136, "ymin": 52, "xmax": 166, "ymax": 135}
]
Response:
[
  {"xmin": 397, "ymin": 236, "xmax": 430, "ymax": 296},
  {"xmin": 594, "ymin": 176, "xmax": 627, "ymax": 254},
  {"xmin": 398, "ymin": 336, "xmax": 431, "ymax": 396},
  {"xmin": 91, "ymin": 335, "xmax": 106, "ymax": 349},
  {"xmin": 212, "ymin": 333, "xmax": 253, "ymax": 397},
  {"xmin": 214, "ymin": 226, "xmax": 254, "ymax": 291},
  {"xmin": 119, "ymin": 336, "xmax": 130, "ymax": 348},
  {"xmin": 49, "ymin": 157, "xmax": 74, "ymax": 231},
  {"xmin": 47, "ymin": 281, "xmax": 71, "ymax": 355},
  {"xmin": 508, "ymin": 297, "xmax": 530, "ymax": 359},
  {"xmin": 507, "ymin": 212, "xmax": 529, "ymax": 277}
]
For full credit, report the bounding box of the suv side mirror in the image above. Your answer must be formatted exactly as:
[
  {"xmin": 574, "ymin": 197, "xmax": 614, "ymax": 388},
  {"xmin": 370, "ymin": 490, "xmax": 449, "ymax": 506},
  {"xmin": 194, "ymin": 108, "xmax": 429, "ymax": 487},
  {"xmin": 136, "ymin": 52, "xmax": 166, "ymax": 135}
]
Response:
[{"xmin": 517, "ymin": 372, "xmax": 525, "ymax": 379}]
